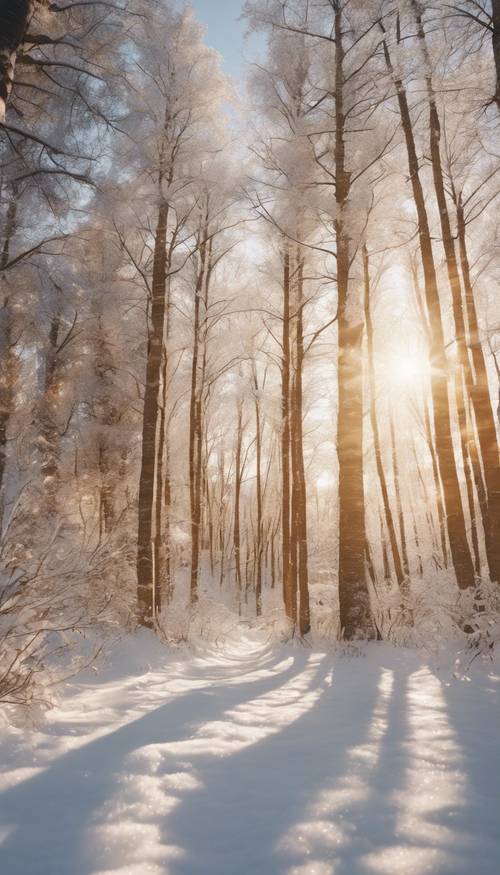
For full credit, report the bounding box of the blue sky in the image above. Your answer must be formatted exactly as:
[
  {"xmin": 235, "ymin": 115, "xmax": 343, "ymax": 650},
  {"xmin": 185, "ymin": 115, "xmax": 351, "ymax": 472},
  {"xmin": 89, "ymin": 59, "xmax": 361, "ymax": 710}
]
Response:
[{"xmin": 188, "ymin": 0, "xmax": 259, "ymax": 82}]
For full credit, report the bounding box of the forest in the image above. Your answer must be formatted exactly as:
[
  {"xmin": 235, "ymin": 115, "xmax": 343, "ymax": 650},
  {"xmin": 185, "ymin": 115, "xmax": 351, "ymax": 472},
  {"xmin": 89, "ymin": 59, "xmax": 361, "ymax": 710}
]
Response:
[{"xmin": 0, "ymin": 1, "xmax": 499, "ymax": 873}]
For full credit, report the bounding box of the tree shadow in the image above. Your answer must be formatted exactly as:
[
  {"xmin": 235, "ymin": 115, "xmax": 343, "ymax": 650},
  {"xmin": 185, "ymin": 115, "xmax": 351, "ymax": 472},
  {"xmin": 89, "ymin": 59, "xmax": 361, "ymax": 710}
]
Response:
[
  {"xmin": 331, "ymin": 659, "xmax": 500, "ymax": 875},
  {"xmin": 160, "ymin": 654, "xmax": 384, "ymax": 875},
  {"xmin": 435, "ymin": 664, "xmax": 500, "ymax": 874},
  {"xmin": 0, "ymin": 649, "xmax": 306, "ymax": 875}
]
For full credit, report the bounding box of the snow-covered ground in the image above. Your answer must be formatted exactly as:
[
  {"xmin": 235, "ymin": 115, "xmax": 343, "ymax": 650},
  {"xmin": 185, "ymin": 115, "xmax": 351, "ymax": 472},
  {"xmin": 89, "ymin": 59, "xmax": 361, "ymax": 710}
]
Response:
[{"xmin": 0, "ymin": 629, "xmax": 499, "ymax": 875}]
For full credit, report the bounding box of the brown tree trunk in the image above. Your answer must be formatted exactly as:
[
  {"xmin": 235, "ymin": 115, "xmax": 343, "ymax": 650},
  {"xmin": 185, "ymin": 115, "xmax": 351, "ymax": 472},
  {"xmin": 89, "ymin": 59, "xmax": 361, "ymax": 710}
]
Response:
[
  {"xmin": 456, "ymin": 198, "xmax": 500, "ymax": 583},
  {"xmin": 291, "ymin": 254, "xmax": 310, "ymax": 635},
  {"xmin": 389, "ymin": 414, "xmax": 410, "ymax": 582},
  {"xmin": 281, "ymin": 247, "xmax": 295, "ymax": 625},
  {"xmin": 363, "ymin": 245, "xmax": 406, "ymax": 592},
  {"xmin": 137, "ymin": 199, "xmax": 168, "ymax": 628},
  {"xmin": 382, "ymin": 30, "xmax": 475, "ymax": 591},
  {"xmin": 412, "ymin": 2, "xmax": 497, "ymax": 582},
  {"xmin": 379, "ymin": 510, "xmax": 391, "ymax": 582},
  {"xmin": 153, "ymin": 351, "xmax": 168, "ymax": 616},
  {"xmin": 409, "ymin": 256, "xmax": 449, "ymax": 566},
  {"xmin": 233, "ymin": 398, "xmax": 244, "ymax": 596},
  {"xmin": 37, "ymin": 310, "xmax": 62, "ymax": 516},
  {"xmin": 335, "ymin": 6, "xmax": 375, "ymax": 638},
  {"xmin": 189, "ymin": 228, "xmax": 211, "ymax": 604},
  {"xmin": 0, "ymin": 191, "xmax": 18, "ymax": 514},
  {"xmin": 253, "ymin": 370, "xmax": 263, "ymax": 617}
]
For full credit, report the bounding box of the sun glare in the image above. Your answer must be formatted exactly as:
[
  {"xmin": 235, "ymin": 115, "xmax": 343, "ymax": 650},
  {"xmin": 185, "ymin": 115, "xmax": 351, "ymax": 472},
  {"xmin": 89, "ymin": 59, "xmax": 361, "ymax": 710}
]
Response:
[{"xmin": 385, "ymin": 351, "xmax": 429, "ymax": 388}]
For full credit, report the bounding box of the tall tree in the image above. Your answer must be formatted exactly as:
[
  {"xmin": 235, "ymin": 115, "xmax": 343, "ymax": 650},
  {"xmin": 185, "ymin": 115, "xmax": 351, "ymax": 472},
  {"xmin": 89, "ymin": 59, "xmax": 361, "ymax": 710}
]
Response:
[{"xmin": 380, "ymin": 17, "xmax": 475, "ymax": 591}]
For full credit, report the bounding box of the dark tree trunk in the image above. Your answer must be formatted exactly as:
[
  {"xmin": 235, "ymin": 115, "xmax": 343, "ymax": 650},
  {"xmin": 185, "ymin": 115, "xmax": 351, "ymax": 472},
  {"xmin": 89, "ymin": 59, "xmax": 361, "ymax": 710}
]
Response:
[
  {"xmin": 38, "ymin": 310, "xmax": 62, "ymax": 516},
  {"xmin": 137, "ymin": 199, "xmax": 168, "ymax": 628},
  {"xmin": 0, "ymin": 191, "xmax": 17, "ymax": 515},
  {"xmin": 0, "ymin": 0, "xmax": 33, "ymax": 121}
]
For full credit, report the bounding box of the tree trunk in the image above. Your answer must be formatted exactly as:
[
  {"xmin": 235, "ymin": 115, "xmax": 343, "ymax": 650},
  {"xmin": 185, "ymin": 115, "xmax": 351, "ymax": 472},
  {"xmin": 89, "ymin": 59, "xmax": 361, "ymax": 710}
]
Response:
[
  {"xmin": 189, "ymin": 228, "xmax": 211, "ymax": 604},
  {"xmin": 137, "ymin": 199, "xmax": 168, "ymax": 628},
  {"xmin": 389, "ymin": 414, "xmax": 410, "ymax": 582},
  {"xmin": 254, "ymin": 371, "xmax": 263, "ymax": 617},
  {"xmin": 363, "ymin": 245, "xmax": 406, "ymax": 592},
  {"xmin": 412, "ymin": 2, "xmax": 498, "ymax": 582},
  {"xmin": 492, "ymin": 0, "xmax": 500, "ymax": 109},
  {"xmin": 456, "ymin": 198, "xmax": 500, "ymax": 583},
  {"xmin": 0, "ymin": 191, "xmax": 18, "ymax": 516},
  {"xmin": 291, "ymin": 254, "xmax": 310, "ymax": 635},
  {"xmin": 0, "ymin": 0, "xmax": 34, "ymax": 122},
  {"xmin": 234, "ymin": 398, "xmax": 243, "ymax": 596},
  {"xmin": 382, "ymin": 30, "xmax": 475, "ymax": 591},
  {"xmin": 335, "ymin": 6, "xmax": 375, "ymax": 639},
  {"xmin": 281, "ymin": 247, "xmax": 295, "ymax": 625},
  {"xmin": 153, "ymin": 351, "xmax": 168, "ymax": 617},
  {"xmin": 37, "ymin": 310, "xmax": 62, "ymax": 516}
]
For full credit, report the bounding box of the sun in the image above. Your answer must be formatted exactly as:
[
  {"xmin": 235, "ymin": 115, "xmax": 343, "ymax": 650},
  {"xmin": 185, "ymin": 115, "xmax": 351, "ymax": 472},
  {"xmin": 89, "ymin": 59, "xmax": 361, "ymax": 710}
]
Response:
[{"xmin": 384, "ymin": 349, "xmax": 430, "ymax": 388}]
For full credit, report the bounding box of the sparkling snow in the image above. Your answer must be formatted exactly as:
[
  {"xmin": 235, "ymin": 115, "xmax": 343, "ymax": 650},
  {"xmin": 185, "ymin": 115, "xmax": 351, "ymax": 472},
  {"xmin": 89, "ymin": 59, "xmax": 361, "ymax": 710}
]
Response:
[{"xmin": 0, "ymin": 630, "xmax": 499, "ymax": 874}]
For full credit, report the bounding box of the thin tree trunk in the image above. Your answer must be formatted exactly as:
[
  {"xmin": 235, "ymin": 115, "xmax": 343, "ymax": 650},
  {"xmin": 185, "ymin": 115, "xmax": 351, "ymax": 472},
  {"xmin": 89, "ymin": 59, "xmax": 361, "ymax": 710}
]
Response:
[
  {"xmin": 37, "ymin": 310, "xmax": 62, "ymax": 516},
  {"xmin": 492, "ymin": 0, "xmax": 500, "ymax": 109},
  {"xmin": 253, "ymin": 371, "xmax": 263, "ymax": 617},
  {"xmin": 363, "ymin": 245, "xmax": 406, "ymax": 592},
  {"xmin": 281, "ymin": 247, "xmax": 295, "ymax": 625},
  {"xmin": 389, "ymin": 414, "xmax": 410, "ymax": 581},
  {"xmin": 189, "ymin": 227, "xmax": 209, "ymax": 605},
  {"xmin": 379, "ymin": 510, "xmax": 391, "ymax": 582},
  {"xmin": 153, "ymin": 351, "xmax": 168, "ymax": 616},
  {"xmin": 137, "ymin": 198, "xmax": 168, "ymax": 628},
  {"xmin": 234, "ymin": 398, "xmax": 243, "ymax": 594},
  {"xmin": 456, "ymin": 197, "xmax": 500, "ymax": 583},
  {"xmin": 292, "ymin": 254, "xmax": 310, "ymax": 635},
  {"xmin": 0, "ymin": 191, "xmax": 18, "ymax": 513}
]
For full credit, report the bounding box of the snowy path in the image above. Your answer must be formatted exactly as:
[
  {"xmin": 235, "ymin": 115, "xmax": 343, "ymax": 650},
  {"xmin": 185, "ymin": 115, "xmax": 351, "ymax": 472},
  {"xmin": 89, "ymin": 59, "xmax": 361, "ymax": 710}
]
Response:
[{"xmin": 1, "ymin": 631, "xmax": 499, "ymax": 875}]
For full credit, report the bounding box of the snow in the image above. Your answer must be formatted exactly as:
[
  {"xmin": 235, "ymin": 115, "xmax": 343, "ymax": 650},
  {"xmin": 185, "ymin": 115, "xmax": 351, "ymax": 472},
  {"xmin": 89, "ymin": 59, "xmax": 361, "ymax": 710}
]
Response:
[{"xmin": 0, "ymin": 630, "xmax": 499, "ymax": 875}]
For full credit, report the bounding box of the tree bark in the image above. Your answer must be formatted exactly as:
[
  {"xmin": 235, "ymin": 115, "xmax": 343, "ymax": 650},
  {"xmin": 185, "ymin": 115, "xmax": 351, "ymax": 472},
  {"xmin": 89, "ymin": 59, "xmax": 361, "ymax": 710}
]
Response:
[
  {"xmin": 291, "ymin": 254, "xmax": 310, "ymax": 635},
  {"xmin": 412, "ymin": 1, "xmax": 498, "ymax": 582},
  {"xmin": 456, "ymin": 198, "xmax": 500, "ymax": 583},
  {"xmin": 0, "ymin": 191, "xmax": 17, "ymax": 515},
  {"xmin": 253, "ymin": 369, "xmax": 263, "ymax": 617},
  {"xmin": 335, "ymin": 6, "xmax": 375, "ymax": 638},
  {"xmin": 233, "ymin": 397, "xmax": 244, "ymax": 598},
  {"xmin": 363, "ymin": 245, "xmax": 406, "ymax": 593},
  {"xmin": 189, "ymin": 224, "xmax": 211, "ymax": 604},
  {"xmin": 382, "ymin": 29, "xmax": 475, "ymax": 591},
  {"xmin": 137, "ymin": 199, "xmax": 168, "ymax": 628},
  {"xmin": 0, "ymin": 0, "xmax": 34, "ymax": 122},
  {"xmin": 281, "ymin": 246, "xmax": 295, "ymax": 625},
  {"xmin": 389, "ymin": 414, "xmax": 410, "ymax": 582}
]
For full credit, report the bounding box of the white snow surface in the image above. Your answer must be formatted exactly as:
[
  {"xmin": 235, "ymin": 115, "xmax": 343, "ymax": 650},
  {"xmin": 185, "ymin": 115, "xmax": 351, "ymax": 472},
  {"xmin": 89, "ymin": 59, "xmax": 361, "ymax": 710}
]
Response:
[{"xmin": 0, "ymin": 628, "xmax": 499, "ymax": 875}]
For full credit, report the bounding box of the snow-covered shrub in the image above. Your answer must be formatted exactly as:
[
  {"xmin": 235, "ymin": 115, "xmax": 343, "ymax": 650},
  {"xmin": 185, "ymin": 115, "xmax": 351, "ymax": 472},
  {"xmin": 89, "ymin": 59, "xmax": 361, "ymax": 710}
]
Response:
[{"xmin": 0, "ymin": 492, "xmax": 136, "ymax": 713}]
